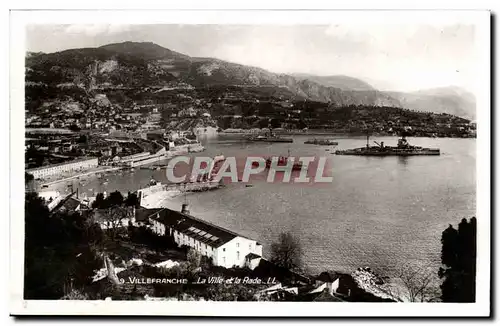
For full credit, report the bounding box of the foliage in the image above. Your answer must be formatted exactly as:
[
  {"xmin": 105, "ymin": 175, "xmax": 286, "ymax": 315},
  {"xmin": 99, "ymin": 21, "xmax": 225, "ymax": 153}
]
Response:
[
  {"xmin": 61, "ymin": 289, "xmax": 89, "ymax": 300},
  {"xmin": 107, "ymin": 191, "xmax": 124, "ymax": 207},
  {"xmin": 100, "ymin": 206, "xmax": 131, "ymax": 240},
  {"xmin": 125, "ymin": 192, "xmax": 140, "ymax": 207},
  {"xmin": 25, "ymin": 172, "xmax": 34, "ymax": 183},
  {"xmin": 128, "ymin": 226, "xmax": 178, "ymax": 251},
  {"xmin": 395, "ymin": 263, "xmax": 439, "ymax": 302},
  {"xmin": 439, "ymin": 217, "xmax": 477, "ymax": 302},
  {"xmin": 24, "ymin": 192, "xmax": 101, "ymax": 299},
  {"xmin": 187, "ymin": 248, "xmax": 201, "ymax": 274},
  {"xmin": 92, "ymin": 193, "xmax": 106, "ymax": 209},
  {"xmin": 270, "ymin": 232, "xmax": 302, "ymax": 271},
  {"xmin": 91, "ymin": 191, "xmax": 124, "ymax": 209}
]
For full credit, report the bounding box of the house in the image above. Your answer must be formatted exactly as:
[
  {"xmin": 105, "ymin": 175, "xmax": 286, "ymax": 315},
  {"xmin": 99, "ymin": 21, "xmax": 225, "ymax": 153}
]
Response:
[
  {"xmin": 312, "ymin": 271, "xmax": 341, "ymax": 296},
  {"xmin": 245, "ymin": 253, "xmax": 262, "ymax": 270},
  {"xmin": 48, "ymin": 192, "xmax": 90, "ymax": 214},
  {"xmin": 58, "ymin": 197, "xmax": 85, "ymax": 212},
  {"xmin": 254, "ymin": 282, "xmax": 299, "ymax": 301},
  {"xmin": 146, "ymin": 206, "xmax": 263, "ymax": 269}
]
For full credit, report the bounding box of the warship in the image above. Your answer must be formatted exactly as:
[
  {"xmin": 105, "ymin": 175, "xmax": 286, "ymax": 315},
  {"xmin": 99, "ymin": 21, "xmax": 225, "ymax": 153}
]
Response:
[
  {"xmin": 335, "ymin": 135, "xmax": 440, "ymax": 156},
  {"xmin": 246, "ymin": 128, "xmax": 293, "ymax": 143}
]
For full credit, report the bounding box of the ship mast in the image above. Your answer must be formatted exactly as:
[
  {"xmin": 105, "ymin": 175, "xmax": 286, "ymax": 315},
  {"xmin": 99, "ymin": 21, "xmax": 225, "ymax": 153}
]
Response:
[{"xmin": 183, "ymin": 183, "xmax": 188, "ymax": 205}]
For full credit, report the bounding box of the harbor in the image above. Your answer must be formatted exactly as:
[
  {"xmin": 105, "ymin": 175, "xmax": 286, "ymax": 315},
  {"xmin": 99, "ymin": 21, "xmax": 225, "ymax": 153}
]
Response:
[{"xmin": 35, "ymin": 135, "xmax": 475, "ymax": 277}]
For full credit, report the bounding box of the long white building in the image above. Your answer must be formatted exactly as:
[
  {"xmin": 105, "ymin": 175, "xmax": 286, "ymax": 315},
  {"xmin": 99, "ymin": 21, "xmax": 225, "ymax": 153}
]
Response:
[
  {"xmin": 26, "ymin": 157, "xmax": 99, "ymax": 179},
  {"xmin": 146, "ymin": 207, "xmax": 263, "ymax": 269}
]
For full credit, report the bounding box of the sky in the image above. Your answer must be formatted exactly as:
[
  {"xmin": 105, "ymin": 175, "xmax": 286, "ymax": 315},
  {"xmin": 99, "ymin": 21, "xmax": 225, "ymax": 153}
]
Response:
[{"xmin": 25, "ymin": 24, "xmax": 476, "ymax": 93}]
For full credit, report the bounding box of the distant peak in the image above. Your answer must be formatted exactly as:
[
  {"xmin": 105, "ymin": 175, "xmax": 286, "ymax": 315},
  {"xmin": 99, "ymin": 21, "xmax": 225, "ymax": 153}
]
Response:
[{"xmin": 99, "ymin": 41, "xmax": 189, "ymax": 60}]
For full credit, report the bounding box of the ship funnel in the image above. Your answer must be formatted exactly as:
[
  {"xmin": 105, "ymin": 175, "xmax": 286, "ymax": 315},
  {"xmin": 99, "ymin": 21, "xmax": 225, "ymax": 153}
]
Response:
[{"xmin": 181, "ymin": 203, "xmax": 190, "ymax": 215}]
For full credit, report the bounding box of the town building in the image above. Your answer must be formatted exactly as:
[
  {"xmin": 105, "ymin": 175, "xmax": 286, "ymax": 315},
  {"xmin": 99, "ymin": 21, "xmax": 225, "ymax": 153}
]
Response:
[
  {"xmin": 145, "ymin": 206, "xmax": 263, "ymax": 269},
  {"xmin": 26, "ymin": 157, "xmax": 99, "ymax": 179}
]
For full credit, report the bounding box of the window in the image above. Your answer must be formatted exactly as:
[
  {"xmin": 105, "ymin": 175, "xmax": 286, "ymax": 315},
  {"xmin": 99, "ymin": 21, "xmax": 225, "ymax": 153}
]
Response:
[
  {"xmin": 237, "ymin": 251, "xmax": 240, "ymax": 260},
  {"xmin": 223, "ymin": 248, "xmax": 225, "ymax": 252},
  {"xmin": 236, "ymin": 243, "xmax": 239, "ymax": 248},
  {"xmin": 249, "ymin": 244, "xmax": 252, "ymax": 250},
  {"xmin": 223, "ymin": 257, "xmax": 226, "ymax": 264}
]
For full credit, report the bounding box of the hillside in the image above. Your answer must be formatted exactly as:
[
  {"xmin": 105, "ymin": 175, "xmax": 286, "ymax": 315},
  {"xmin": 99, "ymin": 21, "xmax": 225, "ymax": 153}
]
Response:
[
  {"xmin": 24, "ymin": 41, "xmax": 475, "ymax": 121},
  {"xmin": 386, "ymin": 87, "xmax": 476, "ymax": 120},
  {"xmin": 24, "ymin": 41, "xmax": 402, "ymax": 109},
  {"xmin": 292, "ymin": 74, "xmax": 375, "ymax": 91}
]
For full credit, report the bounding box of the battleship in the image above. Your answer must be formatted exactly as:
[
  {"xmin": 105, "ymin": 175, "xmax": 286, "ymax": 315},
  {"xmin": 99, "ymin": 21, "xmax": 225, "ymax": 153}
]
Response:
[
  {"xmin": 335, "ymin": 135, "xmax": 440, "ymax": 156},
  {"xmin": 246, "ymin": 128, "xmax": 293, "ymax": 143}
]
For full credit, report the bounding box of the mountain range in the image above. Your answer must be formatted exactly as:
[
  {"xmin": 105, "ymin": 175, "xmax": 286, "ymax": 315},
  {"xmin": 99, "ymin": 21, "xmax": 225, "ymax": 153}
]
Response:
[{"xmin": 25, "ymin": 41, "xmax": 476, "ymax": 119}]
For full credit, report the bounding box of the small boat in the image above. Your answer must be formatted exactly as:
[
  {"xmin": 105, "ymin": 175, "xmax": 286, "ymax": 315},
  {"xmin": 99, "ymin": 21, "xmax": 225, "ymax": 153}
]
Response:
[
  {"xmin": 245, "ymin": 184, "xmax": 254, "ymax": 188},
  {"xmin": 264, "ymin": 156, "xmax": 303, "ymax": 171},
  {"xmin": 252, "ymin": 159, "xmax": 267, "ymax": 168}
]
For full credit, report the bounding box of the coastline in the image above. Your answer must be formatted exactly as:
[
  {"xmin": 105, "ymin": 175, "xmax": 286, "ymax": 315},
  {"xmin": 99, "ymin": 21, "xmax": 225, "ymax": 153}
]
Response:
[
  {"xmin": 38, "ymin": 166, "xmax": 125, "ymax": 187},
  {"xmin": 217, "ymin": 130, "xmax": 476, "ymax": 138}
]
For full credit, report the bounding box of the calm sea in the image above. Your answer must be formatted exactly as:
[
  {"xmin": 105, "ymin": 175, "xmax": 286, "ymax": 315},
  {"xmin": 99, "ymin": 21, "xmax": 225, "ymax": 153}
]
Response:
[{"xmin": 49, "ymin": 135, "xmax": 476, "ymax": 277}]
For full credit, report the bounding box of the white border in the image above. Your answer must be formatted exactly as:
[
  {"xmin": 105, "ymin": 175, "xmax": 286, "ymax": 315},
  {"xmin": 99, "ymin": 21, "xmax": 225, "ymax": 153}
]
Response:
[{"xmin": 9, "ymin": 9, "xmax": 491, "ymax": 317}]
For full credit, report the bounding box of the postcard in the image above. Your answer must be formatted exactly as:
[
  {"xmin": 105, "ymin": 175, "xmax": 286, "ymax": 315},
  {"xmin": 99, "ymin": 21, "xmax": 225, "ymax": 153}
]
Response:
[{"xmin": 9, "ymin": 9, "xmax": 491, "ymax": 317}]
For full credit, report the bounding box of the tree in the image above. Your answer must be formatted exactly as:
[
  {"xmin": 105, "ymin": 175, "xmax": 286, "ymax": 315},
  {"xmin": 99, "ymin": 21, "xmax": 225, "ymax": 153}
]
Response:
[
  {"xmin": 25, "ymin": 172, "xmax": 35, "ymax": 191},
  {"xmin": 92, "ymin": 193, "xmax": 106, "ymax": 209},
  {"xmin": 107, "ymin": 191, "xmax": 124, "ymax": 207},
  {"xmin": 396, "ymin": 263, "xmax": 439, "ymax": 302},
  {"xmin": 125, "ymin": 192, "xmax": 140, "ymax": 207},
  {"xmin": 187, "ymin": 248, "xmax": 201, "ymax": 274},
  {"xmin": 101, "ymin": 206, "xmax": 131, "ymax": 240},
  {"xmin": 24, "ymin": 193, "xmax": 101, "ymax": 299},
  {"xmin": 270, "ymin": 232, "xmax": 302, "ymax": 271},
  {"xmin": 25, "ymin": 172, "xmax": 34, "ymax": 183},
  {"xmin": 61, "ymin": 289, "xmax": 89, "ymax": 300},
  {"xmin": 439, "ymin": 217, "xmax": 477, "ymax": 302}
]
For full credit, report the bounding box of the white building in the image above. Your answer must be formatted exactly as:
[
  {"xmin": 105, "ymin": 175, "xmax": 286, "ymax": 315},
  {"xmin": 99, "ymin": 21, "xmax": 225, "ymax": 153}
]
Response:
[
  {"xmin": 26, "ymin": 157, "xmax": 99, "ymax": 179},
  {"xmin": 146, "ymin": 207, "xmax": 263, "ymax": 269}
]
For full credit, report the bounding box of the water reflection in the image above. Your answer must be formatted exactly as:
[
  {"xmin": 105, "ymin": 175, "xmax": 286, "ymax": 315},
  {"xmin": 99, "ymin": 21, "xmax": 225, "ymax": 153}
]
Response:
[{"xmin": 398, "ymin": 156, "xmax": 409, "ymax": 166}]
